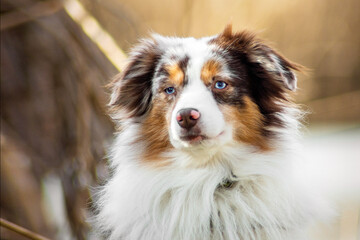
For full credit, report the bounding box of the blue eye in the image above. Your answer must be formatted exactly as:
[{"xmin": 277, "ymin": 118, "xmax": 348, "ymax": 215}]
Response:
[
  {"xmin": 164, "ymin": 87, "xmax": 176, "ymax": 94},
  {"xmin": 214, "ymin": 81, "xmax": 227, "ymax": 89}
]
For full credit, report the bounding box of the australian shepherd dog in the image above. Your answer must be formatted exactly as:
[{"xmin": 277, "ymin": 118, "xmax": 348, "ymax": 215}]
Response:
[{"xmin": 94, "ymin": 25, "xmax": 326, "ymax": 240}]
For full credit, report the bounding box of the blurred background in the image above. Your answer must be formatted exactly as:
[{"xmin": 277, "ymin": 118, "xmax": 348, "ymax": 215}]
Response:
[{"xmin": 1, "ymin": 0, "xmax": 359, "ymax": 239}]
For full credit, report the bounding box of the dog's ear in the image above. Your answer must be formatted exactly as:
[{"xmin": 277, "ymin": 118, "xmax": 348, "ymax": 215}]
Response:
[
  {"xmin": 109, "ymin": 38, "xmax": 161, "ymax": 119},
  {"xmin": 248, "ymin": 43, "xmax": 300, "ymax": 91},
  {"xmin": 217, "ymin": 25, "xmax": 301, "ymax": 91}
]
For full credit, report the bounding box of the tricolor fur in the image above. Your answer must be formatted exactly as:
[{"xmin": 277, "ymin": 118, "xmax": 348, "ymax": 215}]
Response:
[{"xmin": 94, "ymin": 25, "xmax": 323, "ymax": 240}]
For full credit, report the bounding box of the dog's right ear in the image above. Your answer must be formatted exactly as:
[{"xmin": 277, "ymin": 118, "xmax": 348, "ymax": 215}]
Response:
[{"xmin": 109, "ymin": 38, "xmax": 161, "ymax": 119}]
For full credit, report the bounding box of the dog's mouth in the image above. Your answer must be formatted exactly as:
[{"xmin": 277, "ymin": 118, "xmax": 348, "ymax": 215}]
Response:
[
  {"xmin": 179, "ymin": 131, "xmax": 225, "ymax": 145},
  {"xmin": 180, "ymin": 134, "xmax": 207, "ymax": 144}
]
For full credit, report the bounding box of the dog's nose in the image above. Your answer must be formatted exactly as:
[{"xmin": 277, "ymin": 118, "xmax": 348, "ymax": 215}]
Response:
[{"xmin": 176, "ymin": 108, "xmax": 201, "ymax": 129}]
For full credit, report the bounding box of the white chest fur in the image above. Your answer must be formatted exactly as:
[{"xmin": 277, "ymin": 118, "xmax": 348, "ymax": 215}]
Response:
[{"xmin": 94, "ymin": 137, "xmax": 315, "ymax": 240}]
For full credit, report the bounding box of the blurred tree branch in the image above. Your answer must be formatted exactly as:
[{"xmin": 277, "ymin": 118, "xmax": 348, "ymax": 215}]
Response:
[
  {"xmin": 0, "ymin": 218, "xmax": 51, "ymax": 240},
  {"xmin": 1, "ymin": 0, "xmax": 63, "ymax": 30}
]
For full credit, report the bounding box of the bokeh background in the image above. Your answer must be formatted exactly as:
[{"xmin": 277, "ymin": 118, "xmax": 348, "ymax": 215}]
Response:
[{"xmin": 1, "ymin": 0, "xmax": 359, "ymax": 239}]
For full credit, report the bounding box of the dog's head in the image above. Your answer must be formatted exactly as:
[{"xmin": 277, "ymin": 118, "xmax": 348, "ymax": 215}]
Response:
[{"xmin": 109, "ymin": 25, "xmax": 301, "ymax": 162}]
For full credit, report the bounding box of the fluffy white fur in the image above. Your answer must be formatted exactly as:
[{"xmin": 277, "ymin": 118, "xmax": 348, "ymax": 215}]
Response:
[
  {"xmin": 94, "ymin": 119, "xmax": 323, "ymax": 239},
  {"xmin": 93, "ymin": 32, "xmax": 329, "ymax": 240}
]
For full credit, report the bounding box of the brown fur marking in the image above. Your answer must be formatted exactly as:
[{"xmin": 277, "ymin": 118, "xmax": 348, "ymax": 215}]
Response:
[
  {"xmin": 223, "ymin": 96, "xmax": 271, "ymax": 151},
  {"xmin": 201, "ymin": 60, "xmax": 221, "ymax": 86},
  {"xmin": 166, "ymin": 63, "xmax": 185, "ymax": 86},
  {"xmin": 138, "ymin": 99, "xmax": 172, "ymax": 164},
  {"xmin": 221, "ymin": 23, "xmax": 233, "ymax": 38}
]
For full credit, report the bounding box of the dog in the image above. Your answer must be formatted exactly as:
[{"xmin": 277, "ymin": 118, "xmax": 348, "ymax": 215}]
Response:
[{"xmin": 93, "ymin": 25, "xmax": 325, "ymax": 240}]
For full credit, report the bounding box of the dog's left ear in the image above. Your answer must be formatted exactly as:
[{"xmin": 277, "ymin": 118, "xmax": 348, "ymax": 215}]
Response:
[{"xmin": 248, "ymin": 43, "xmax": 300, "ymax": 91}]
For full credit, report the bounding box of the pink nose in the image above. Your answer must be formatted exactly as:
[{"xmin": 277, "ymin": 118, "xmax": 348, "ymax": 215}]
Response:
[{"xmin": 176, "ymin": 108, "xmax": 201, "ymax": 129}]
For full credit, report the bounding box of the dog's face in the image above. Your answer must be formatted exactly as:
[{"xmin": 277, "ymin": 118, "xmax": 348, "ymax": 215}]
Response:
[{"xmin": 110, "ymin": 25, "xmax": 300, "ymax": 161}]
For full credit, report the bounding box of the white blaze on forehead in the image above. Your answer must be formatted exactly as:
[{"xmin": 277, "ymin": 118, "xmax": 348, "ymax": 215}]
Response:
[{"xmin": 153, "ymin": 34, "xmax": 217, "ymax": 69}]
